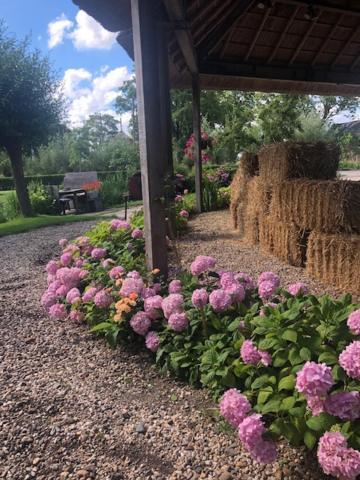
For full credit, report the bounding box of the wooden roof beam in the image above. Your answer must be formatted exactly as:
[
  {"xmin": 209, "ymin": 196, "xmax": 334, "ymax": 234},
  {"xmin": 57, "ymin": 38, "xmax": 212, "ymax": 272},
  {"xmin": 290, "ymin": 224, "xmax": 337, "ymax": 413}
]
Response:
[
  {"xmin": 311, "ymin": 14, "xmax": 344, "ymax": 66},
  {"xmin": 244, "ymin": 6, "xmax": 272, "ymax": 62},
  {"xmin": 290, "ymin": 16, "xmax": 319, "ymax": 64},
  {"xmin": 163, "ymin": 0, "xmax": 198, "ymax": 74},
  {"xmin": 332, "ymin": 24, "xmax": 360, "ymax": 67},
  {"xmin": 268, "ymin": 5, "xmax": 300, "ymax": 63},
  {"xmin": 284, "ymin": 0, "xmax": 360, "ymax": 17},
  {"xmin": 197, "ymin": 0, "xmax": 255, "ymax": 61}
]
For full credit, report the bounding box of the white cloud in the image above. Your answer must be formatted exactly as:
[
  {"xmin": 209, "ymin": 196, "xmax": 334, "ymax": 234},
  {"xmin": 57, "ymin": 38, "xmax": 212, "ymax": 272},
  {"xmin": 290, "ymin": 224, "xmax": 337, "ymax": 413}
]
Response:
[
  {"xmin": 48, "ymin": 13, "xmax": 73, "ymax": 49},
  {"xmin": 47, "ymin": 10, "xmax": 117, "ymax": 51},
  {"xmin": 62, "ymin": 66, "xmax": 131, "ymax": 127}
]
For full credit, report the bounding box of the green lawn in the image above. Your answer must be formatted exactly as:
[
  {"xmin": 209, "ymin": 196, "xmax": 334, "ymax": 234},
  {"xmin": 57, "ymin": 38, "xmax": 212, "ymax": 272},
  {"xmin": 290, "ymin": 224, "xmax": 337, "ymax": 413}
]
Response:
[{"xmin": 0, "ymin": 213, "xmax": 112, "ymax": 237}]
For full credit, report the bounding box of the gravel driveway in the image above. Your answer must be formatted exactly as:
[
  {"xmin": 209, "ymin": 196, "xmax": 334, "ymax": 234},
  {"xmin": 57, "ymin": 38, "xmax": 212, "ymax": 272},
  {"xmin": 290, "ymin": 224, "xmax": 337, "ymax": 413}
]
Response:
[{"xmin": 0, "ymin": 220, "xmax": 325, "ymax": 480}]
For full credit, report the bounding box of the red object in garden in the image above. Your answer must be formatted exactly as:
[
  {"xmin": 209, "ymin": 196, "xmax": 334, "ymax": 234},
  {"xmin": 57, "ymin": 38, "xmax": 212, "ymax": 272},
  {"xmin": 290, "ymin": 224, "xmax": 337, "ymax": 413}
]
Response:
[{"xmin": 81, "ymin": 180, "xmax": 102, "ymax": 191}]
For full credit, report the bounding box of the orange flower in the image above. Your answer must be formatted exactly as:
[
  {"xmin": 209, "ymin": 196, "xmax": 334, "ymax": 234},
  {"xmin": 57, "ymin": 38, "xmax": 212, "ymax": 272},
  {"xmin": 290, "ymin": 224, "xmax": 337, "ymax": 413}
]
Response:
[
  {"xmin": 129, "ymin": 292, "xmax": 138, "ymax": 301},
  {"xmin": 115, "ymin": 279, "xmax": 123, "ymax": 287},
  {"xmin": 152, "ymin": 268, "xmax": 160, "ymax": 275},
  {"xmin": 113, "ymin": 313, "xmax": 123, "ymax": 323}
]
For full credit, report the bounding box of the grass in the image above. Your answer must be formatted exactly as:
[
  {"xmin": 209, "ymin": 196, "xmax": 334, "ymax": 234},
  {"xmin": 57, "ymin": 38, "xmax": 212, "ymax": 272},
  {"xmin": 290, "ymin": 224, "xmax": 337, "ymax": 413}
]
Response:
[
  {"xmin": 0, "ymin": 213, "xmax": 112, "ymax": 237},
  {"xmin": 339, "ymin": 161, "xmax": 360, "ymax": 170}
]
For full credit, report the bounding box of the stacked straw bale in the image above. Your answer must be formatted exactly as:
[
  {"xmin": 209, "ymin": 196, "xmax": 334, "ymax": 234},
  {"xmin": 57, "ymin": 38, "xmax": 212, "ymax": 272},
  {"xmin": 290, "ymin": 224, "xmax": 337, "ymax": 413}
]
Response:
[
  {"xmin": 306, "ymin": 232, "xmax": 360, "ymax": 294},
  {"xmin": 259, "ymin": 142, "xmax": 339, "ymax": 184},
  {"xmin": 270, "ymin": 180, "xmax": 360, "ymax": 233},
  {"xmin": 230, "ymin": 141, "xmax": 359, "ymax": 293},
  {"xmin": 230, "ymin": 153, "xmax": 258, "ymax": 232}
]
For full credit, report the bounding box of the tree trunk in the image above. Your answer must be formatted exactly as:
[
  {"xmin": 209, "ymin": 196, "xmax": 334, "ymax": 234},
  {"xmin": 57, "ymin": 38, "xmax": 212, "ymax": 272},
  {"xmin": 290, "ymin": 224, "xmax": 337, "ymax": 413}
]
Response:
[{"xmin": 5, "ymin": 142, "xmax": 32, "ymax": 217}]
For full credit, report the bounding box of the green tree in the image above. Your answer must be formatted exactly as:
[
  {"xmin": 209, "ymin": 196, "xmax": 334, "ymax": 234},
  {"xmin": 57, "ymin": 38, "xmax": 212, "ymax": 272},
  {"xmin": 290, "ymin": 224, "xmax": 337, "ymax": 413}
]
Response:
[
  {"xmin": 312, "ymin": 96, "xmax": 360, "ymax": 122},
  {"xmin": 115, "ymin": 78, "xmax": 138, "ymax": 141},
  {"xmin": 0, "ymin": 23, "xmax": 64, "ymax": 216}
]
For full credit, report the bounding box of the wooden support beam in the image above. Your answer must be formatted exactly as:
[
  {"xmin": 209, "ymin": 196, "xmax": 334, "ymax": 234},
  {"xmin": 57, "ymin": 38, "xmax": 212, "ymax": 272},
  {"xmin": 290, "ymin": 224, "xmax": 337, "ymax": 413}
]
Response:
[
  {"xmin": 332, "ymin": 24, "xmax": 360, "ymax": 67},
  {"xmin": 131, "ymin": 0, "xmax": 169, "ymax": 276},
  {"xmin": 350, "ymin": 54, "xmax": 360, "ymax": 71},
  {"xmin": 198, "ymin": 0, "xmax": 254, "ymax": 61},
  {"xmin": 192, "ymin": 74, "xmax": 202, "ymax": 213},
  {"xmin": 289, "ymin": 17, "xmax": 318, "ymax": 64},
  {"xmin": 244, "ymin": 6, "xmax": 272, "ymax": 62},
  {"xmin": 268, "ymin": 5, "xmax": 300, "ymax": 63},
  {"xmin": 311, "ymin": 14, "xmax": 344, "ymax": 66},
  {"xmin": 163, "ymin": 0, "xmax": 198, "ymax": 74}
]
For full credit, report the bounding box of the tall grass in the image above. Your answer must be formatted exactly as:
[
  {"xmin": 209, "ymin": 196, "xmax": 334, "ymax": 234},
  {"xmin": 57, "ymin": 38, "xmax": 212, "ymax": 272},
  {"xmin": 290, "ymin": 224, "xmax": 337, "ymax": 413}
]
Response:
[{"xmin": 100, "ymin": 173, "xmax": 128, "ymax": 208}]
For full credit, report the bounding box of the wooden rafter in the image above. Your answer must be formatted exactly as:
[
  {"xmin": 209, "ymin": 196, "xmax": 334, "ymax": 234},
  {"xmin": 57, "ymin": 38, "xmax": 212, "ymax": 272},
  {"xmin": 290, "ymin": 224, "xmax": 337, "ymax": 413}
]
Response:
[
  {"xmin": 311, "ymin": 13, "xmax": 344, "ymax": 66},
  {"xmin": 197, "ymin": 0, "xmax": 255, "ymax": 61},
  {"xmin": 267, "ymin": 5, "xmax": 300, "ymax": 63},
  {"xmin": 163, "ymin": 0, "xmax": 198, "ymax": 74},
  {"xmin": 289, "ymin": 16, "xmax": 319, "ymax": 64},
  {"xmin": 193, "ymin": 0, "xmax": 234, "ymax": 47},
  {"xmin": 284, "ymin": 0, "xmax": 360, "ymax": 17},
  {"xmin": 244, "ymin": 6, "xmax": 272, "ymax": 62},
  {"xmin": 332, "ymin": 24, "xmax": 360, "ymax": 67},
  {"xmin": 350, "ymin": 54, "xmax": 360, "ymax": 71}
]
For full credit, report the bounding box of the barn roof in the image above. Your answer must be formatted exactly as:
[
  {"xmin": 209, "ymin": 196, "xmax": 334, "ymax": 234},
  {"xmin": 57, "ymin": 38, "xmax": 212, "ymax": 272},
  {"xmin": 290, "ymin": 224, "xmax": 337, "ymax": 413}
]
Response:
[{"xmin": 72, "ymin": 0, "xmax": 360, "ymax": 95}]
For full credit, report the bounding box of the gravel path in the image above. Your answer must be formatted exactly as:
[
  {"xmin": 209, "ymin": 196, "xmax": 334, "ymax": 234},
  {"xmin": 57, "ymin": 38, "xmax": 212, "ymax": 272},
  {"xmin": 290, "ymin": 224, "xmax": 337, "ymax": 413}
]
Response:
[{"xmin": 0, "ymin": 220, "xmax": 325, "ymax": 480}]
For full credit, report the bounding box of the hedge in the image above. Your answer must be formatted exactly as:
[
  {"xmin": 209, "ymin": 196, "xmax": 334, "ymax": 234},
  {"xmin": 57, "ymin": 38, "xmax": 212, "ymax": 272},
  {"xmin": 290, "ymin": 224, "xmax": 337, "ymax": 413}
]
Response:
[{"xmin": 0, "ymin": 171, "xmax": 124, "ymax": 191}]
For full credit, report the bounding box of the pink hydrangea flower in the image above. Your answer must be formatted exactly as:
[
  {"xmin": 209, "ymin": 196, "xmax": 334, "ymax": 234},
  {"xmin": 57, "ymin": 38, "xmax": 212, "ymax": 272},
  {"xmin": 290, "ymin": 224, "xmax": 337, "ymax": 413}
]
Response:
[
  {"xmin": 127, "ymin": 270, "xmax": 141, "ymax": 279},
  {"xmin": 168, "ymin": 312, "xmax": 188, "ymax": 332},
  {"xmin": 238, "ymin": 414, "xmax": 265, "ymax": 447},
  {"xmin": 219, "ymin": 389, "xmax": 251, "ymax": 428},
  {"xmin": 82, "ymin": 287, "xmax": 98, "ymax": 302},
  {"xmin": 91, "ymin": 247, "xmax": 107, "ymax": 260},
  {"xmin": 66, "ymin": 288, "xmax": 81, "ymax": 305},
  {"xmin": 175, "ymin": 195, "xmax": 183, "ymax": 202},
  {"xmin": 190, "ymin": 255, "xmax": 216, "ymax": 276},
  {"xmin": 240, "ymin": 340, "xmax": 261, "ymax": 365},
  {"xmin": 56, "ymin": 267, "xmax": 82, "ymax": 289},
  {"xmin": 63, "ymin": 243, "xmax": 80, "ymax": 255},
  {"xmin": 75, "ymin": 259, "xmax": 84, "ymax": 268},
  {"xmin": 307, "ymin": 396, "xmax": 326, "ymax": 416},
  {"xmin": 249, "ymin": 440, "xmax": 277, "ymax": 464},
  {"xmin": 209, "ymin": 289, "xmax": 232, "ymax": 312},
  {"xmin": 191, "ymin": 288, "xmax": 208, "ymax": 309},
  {"xmin": 169, "ymin": 279, "xmax": 182, "ymax": 294},
  {"xmin": 94, "ymin": 289, "xmax": 112, "ymax": 308},
  {"xmin": 224, "ymin": 281, "xmax": 245, "ymax": 303},
  {"xmin": 59, "ymin": 238, "xmax": 68, "ymax": 248},
  {"xmin": 260, "ymin": 302, "xmax": 277, "ymax": 317},
  {"xmin": 144, "ymin": 295, "xmax": 163, "ymax": 319},
  {"xmin": 110, "ymin": 219, "xmax": 130, "ymax": 230},
  {"xmin": 235, "ymin": 272, "xmax": 255, "ymax": 290},
  {"xmin": 145, "ymin": 331, "xmax": 160, "ymax": 352},
  {"xmin": 220, "ymin": 272, "xmax": 236, "ymax": 288},
  {"xmin": 120, "ymin": 277, "xmax": 144, "ymax": 297},
  {"xmin": 131, "ymin": 228, "xmax": 143, "ymax": 239},
  {"xmin": 41, "ymin": 291, "xmax": 57, "ymax": 311},
  {"xmin": 259, "ymin": 350, "xmax": 272, "ymax": 367},
  {"xmin": 153, "ymin": 283, "xmax": 161, "ymax": 294},
  {"xmin": 257, "ymin": 272, "xmax": 280, "ymax": 288},
  {"xmin": 258, "ymin": 280, "xmax": 277, "ymax": 300},
  {"xmin": 60, "ymin": 252, "xmax": 72, "ymax": 267},
  {"xmin": 325, "ymin": 391, "xmax": 360, "ymax": 420},
  {"xmin": 296, "ymin": 362, "xmax": 334, "ymax": 397},
  {"xmin": 179, "ymin": 209, "xmax": 189, "ymax": 218},
  {"xmin": 102, "ymin": 258, "xmax": 115, "ymax": 269},
  {"xmin": 287, "ymin": 282, "xmax": 309, "ymax": 296},
  {"xmin": 347, "ymin": 309, "xmax": 360, "ymax": 335},
  {"xmin": 318, "ymin": 432, "xmax": 360, "ymax": 480},
  {"xmin": 49, "ymin": 303, "xmax": 67, "ymax": 320},
  {"xmin": 109, "ymin": 266, "xmax": 125, "ymax": 280},
  {"xmin": 142, "ymin": 287, "xmax": 156, "ymax": 298},
  {"xmin": 48, "ymin": 280, "xmax": 62, "ymax": 292},
  {"xmin": 56, "ymin": 285, "xmax": 69, "ymax": 298},
  {"xmin": 339, "ymin": 341, "xmax": 360, "ymax": 380},
  {"xmin": 47, "ymin": 273, "xmax": 56, "ymax": 285},
  {"xmin": 162, "ymin": 293, "xmax": 184, "ymax": 319},
  {"xmin": 130, "ymin": 312, "xmax": 151, "ymax": 336},
  {"xmin": 69, "ymin": 310, "xmax": 84, "ymax": 322},
  {"xmin": 46, "ymin": 260, "xmax": 59, "ymax": 275},
  {"xmin": 79, "ymin": 269, "xmax": 88, "ymax": 280}
]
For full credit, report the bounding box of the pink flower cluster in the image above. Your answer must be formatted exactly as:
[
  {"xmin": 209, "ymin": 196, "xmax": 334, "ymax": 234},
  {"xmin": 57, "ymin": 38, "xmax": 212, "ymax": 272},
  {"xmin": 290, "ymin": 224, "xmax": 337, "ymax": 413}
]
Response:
[
  {"xmin": 179, "ymin": 210, "xmax": 189, "ymax": 218},
  {"xmin": 257, "ymin": 272, "xmax": 280, "ymax": 300},
  {"xmin": 235, "ymin": 272, "xmax": 255, "ymax": 291},
  {"xmin": 219, "ymin": 389, "xmax": 251, "ymax": 428},
  {"xmin": 287, "ymin": 282, "xmax": 308, "ymax": 296},
  {"xmin": 94, "ymin": 289, "xmax": 112, "ymax": 308},
  {"xmin": 339, "ymin": 341, "xmax": 360, "ymax": 380},
  {"xmin": 209, "ymin": 289, "xmax": 232, "ymax": 312},
  {"xmin": 191, "ymin": 288, "xmax": 208, "ymax": 309},
  {"xmin": 91, "ymin": 247, "xmax": 107, "ymax": 260},
  {"xmin": 347, "ymin": 309, "xmax": 360, "ymax": 335},
  {"xmin": 162, "ymin": 293, "xmax": 184, "ymax": 319},
  {"xmin": 190, "ymin": 255, "xmax": 216, "ymax": 276},
  {"xmin": 131, "ymin": 228, "xmax": 143, "ymax": 239},
  {"xmin": 110, "ymin": 219, "xmax": 130, "ymax": 230},
  {"xmin": 318, "ymin": 432, "xmax": 360, "ymax": 480},
  {"xmin": 109, "ymin": 266, "xmax": 125, "ymax": 280},
  {"xmin": 130, "ymin": 311, "xmax": 151, "ymax": 336},
  {"xmin": 168, "ymin": 312, "xmax": 189, "ymax": 332},
  {"xmin": 144, "ymin": 295, "xmax": 163, "ymax": 319},
  {"xmin": 120, "ymin": 277, "xmax": 144, "ymax": 297},
  {"xmin": 145, "ymin": 331, "xmax": 160, "ymax": 352},
  {"xmin": 296, "ymin": 362, "xmax": 334, "ymax": 415},
  {"xmin": 240, "ymin": 340, "xmax": 272, "ymax": 366},
  {"xmin": 169, "ymin": 280, "xmax": 182, "ymax": 294},
  {"xmin": 220, "ymin": 272, "xmax": 245, "ymax": 303}
]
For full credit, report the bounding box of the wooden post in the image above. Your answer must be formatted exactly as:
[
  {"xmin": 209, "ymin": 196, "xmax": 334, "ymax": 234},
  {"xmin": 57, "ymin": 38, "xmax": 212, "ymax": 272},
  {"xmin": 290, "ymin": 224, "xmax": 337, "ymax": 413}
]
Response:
[
  {"xmin": 131, "ymin": 0, "xmax": 168, "ymax": 276},
  {"xmin": 192, "ymin": 74, "xmax": 202, "ymax": 213}
]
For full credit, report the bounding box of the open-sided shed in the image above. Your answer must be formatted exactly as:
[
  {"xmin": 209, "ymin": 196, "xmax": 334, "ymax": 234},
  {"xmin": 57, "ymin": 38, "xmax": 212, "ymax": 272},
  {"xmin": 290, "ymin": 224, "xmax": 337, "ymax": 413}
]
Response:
[{"xmin": 72, "ymin": 0, "xmax": 360, "ymax": 275}]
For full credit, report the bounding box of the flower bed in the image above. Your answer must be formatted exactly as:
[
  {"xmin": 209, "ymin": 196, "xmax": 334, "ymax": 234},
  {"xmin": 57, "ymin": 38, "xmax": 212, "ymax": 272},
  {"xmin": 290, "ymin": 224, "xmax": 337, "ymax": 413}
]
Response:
[{"xmin": 42, "ymin": 218, "xmax": 360, "ymax": 479}]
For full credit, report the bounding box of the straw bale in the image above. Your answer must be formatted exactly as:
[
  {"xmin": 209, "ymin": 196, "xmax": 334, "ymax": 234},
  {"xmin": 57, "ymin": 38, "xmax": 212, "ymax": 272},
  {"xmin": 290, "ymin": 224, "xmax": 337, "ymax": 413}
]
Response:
[
  {"xmin": 243, "ymin": 216, "xmax": 260, "ymax": 245},
  {"xmin": 259, "ymin": 217, "xmax": 306, "ymax": 267},
  {"xmin": 270, "ymin": 180, "xmax": 360, "ymax": 233},
  {"xmin": 306, "ymin": 231, "xmax": 360, "ymax": 294},
  {"xmin": 230, "ymin": 153, "xmax": 258, "ymax": 229},
  {"xmin": 259, "ymin": 142, "xmax": 339, "ymax": 184}
]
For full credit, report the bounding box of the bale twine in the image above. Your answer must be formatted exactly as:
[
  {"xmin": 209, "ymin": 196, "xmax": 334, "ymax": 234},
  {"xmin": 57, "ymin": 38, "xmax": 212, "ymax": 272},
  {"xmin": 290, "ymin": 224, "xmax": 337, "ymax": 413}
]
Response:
[
  {"xmin": 230, "ymin": 152, "xmax": 259, "ymax": 229},
  {"xmin": 259, "ymin": 142, "xmax": 339, "ymax": 184},
  {"xmin": 259, "ymin": 217, "xmax": 305, "ymax": 267},
  {"xmin": 270, "ymin": 180, "xmax": 360, "ymax": 233},
  {"xmin": 306, "ymin": 232, "xmax": 360, "ymax": 294}
]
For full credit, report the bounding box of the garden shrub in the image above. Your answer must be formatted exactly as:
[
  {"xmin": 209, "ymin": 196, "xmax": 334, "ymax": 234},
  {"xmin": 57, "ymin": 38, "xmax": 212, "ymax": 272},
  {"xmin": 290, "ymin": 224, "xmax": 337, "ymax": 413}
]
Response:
[{"xmin": 42, "ymin": 218, "xmax": 360, "ymax": 479}]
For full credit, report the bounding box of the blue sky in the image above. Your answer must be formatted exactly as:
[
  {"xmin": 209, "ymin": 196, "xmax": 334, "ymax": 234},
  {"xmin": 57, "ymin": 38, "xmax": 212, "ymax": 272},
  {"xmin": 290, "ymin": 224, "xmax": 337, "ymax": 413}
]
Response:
[{"xmin": 0, "ymin": 0, "xmax": 134, "ymax": 127}]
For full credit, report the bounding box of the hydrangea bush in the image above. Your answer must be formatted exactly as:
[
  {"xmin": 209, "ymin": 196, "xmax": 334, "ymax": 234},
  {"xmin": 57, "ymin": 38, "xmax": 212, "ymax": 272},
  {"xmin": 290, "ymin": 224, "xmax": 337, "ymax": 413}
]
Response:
[{"xmin": 42, "ymin": 219, "xmax": 360, "ymax": 479}]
